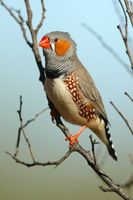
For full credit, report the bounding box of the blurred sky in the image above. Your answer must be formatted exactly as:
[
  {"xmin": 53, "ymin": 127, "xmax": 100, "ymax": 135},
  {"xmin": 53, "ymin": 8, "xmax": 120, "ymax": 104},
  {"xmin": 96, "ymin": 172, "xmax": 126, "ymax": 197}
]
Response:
[{"xmin": 0, "ymin": 0, "xmax": 133, "ymax": 200}]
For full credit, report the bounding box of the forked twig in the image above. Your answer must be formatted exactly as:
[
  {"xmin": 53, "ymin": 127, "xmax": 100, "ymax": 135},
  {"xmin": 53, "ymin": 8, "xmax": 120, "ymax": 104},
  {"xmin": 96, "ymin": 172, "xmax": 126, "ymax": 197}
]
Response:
[
  {"xmin": 81, "ymin": 22, "xmax": 133, "ymax": 76},
  {"xmin": 14, "ymin": 96, "xmax": 49, "ymax": 157},
  {"xmin": 6, "ymin": 96, "xmax": 131, "ymax": 200},
  {"xmin": 0, "ymin": 1, "xmax": 32, "ymax": 47},
  {"xmin": 89, "ymin": 135, "xmax": 99, "ymax": 165},
  {"xmin": 118, "ymin": 0, "xmax": 133, "ymax": 70},
  {"xmin": 15, "ymin": 96, "xmax": 35, "ymax": 162},
  {"xmin": 0, "ymin": 0, "xmax": 45, "ymax": 84},
  {"xmin": 124, "ymin": 0, "xmax": 133, "ymax": 26},
  {"xmin": 7, "ymin": 149, "xmax": 72, "ymax": 168}
]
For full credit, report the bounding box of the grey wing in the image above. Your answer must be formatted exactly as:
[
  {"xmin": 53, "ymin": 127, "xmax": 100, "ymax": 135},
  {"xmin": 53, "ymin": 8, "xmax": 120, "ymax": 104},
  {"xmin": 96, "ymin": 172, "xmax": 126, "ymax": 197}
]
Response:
[{"xmin": 75, "ymin": 63, "xmax": 109, "ymax": 122}]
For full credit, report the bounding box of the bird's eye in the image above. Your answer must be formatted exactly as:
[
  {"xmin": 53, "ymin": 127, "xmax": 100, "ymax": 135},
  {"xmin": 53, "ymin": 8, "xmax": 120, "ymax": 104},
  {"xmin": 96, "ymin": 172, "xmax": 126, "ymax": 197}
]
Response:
[{"xmin": 54, "ymin": 38, "xmax": 58, "ymax": 42}]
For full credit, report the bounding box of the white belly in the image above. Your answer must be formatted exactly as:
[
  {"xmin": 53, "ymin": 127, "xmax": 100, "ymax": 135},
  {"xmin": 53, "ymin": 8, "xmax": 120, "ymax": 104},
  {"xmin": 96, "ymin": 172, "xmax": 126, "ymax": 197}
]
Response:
[
  {"xmin": 45, "ymin": 77, "xmax": 108, "ymax": 145},
  {"xmin": 45, "ymin": 77, "xmax": 86, "ymax": 125}
]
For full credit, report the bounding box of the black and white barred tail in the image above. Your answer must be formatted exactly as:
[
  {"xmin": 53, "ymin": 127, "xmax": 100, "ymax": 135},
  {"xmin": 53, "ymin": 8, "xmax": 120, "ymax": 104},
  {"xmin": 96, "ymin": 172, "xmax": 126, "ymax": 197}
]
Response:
[{"xmin": 105, "ymin": 123, "xmax": 117, "ymax": 161}]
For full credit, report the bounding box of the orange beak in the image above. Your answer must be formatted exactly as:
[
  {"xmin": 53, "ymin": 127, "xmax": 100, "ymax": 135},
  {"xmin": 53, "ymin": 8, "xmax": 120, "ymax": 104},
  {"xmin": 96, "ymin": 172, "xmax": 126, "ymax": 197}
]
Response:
[{"xmin": 39, "ymin": 36, "xmax": 51, "ymax": 49}]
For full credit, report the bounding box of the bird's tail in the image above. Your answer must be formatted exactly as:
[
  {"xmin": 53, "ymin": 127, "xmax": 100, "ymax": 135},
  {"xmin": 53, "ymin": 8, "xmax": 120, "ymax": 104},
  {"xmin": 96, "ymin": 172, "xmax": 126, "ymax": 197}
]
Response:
[
  {"xmin": 105, "ymin": 123, "xmax": 117, "ymax": 161},
  {"xmin": 90, "ymin": 117, "xmax": 117, "ymax": 161}
]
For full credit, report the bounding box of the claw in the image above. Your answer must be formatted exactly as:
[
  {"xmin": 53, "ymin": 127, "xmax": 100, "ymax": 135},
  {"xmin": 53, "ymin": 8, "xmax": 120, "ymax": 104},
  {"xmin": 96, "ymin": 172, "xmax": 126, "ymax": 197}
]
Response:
[{"xmin": 66, "ymin": 135, "xmax": 79, "ymax": 145}]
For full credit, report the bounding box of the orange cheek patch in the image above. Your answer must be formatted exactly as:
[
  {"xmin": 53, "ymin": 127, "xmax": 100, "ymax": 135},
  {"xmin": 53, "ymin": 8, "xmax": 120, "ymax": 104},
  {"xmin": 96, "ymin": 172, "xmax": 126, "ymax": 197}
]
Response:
[{"xmin": 55, "ymin": 39, "xmax": 71, "ymax": 56}]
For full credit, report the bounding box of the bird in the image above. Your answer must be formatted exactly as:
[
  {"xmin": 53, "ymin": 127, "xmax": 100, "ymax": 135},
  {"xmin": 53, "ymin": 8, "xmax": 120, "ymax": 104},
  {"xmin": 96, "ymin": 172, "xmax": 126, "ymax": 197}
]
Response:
[{"xmin": 39, "ymin": 31, "xmax": 117, "ymax": 161}]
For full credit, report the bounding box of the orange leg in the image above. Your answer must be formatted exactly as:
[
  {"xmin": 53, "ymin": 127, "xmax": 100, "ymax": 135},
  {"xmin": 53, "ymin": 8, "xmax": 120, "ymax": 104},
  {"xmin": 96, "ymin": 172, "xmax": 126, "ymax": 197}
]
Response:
[{"xmin": 66, "ymin": 125, "xmax": 87, "ymax": 145}]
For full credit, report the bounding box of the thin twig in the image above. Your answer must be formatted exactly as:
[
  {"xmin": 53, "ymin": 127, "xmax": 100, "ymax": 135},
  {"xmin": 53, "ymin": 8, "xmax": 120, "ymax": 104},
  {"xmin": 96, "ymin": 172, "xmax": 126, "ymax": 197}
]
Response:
[
  {"xmin": 0, "ymin": 0, "xmax": 20, "ymax": 23},
  {"xmin": 7, "ymin": 141, "xmax": 132, "ymax": 200},
  {"xmin": 1, "ymin": 0, "xmax": 45, "ymax": 84},
  {"xmin": 15, "ymin": 104, "xmax": 49, "ymax": 157},
  {"xmin": 7, "ymin": 149, "xmax": 72, "ymax": 168},
  {"xmin": 124, "ymin": 0, "xmax": 133, "ymax": 26},
  {"xmin": 15, "ymin": 96, "xmax": 48, "ymax": 157},
  {"xmin": 89, "ymin": 135, "xmax": 99, "ymax": 165},
  {"xmin": 110, "ymin": 101, "xmax": 133, "ymax": 135},
  {"xmin": 8, "ymin": 96, "xmax": 132, "ymax": 200},
  {"xmin": 112, "ymin": 0, "xmax": 124, "ymax": 23},
  {"xmin": 118, "ymin": 0, "xmax": 128, "ymax": 38},
  {"xmin": 81, "ymin": 22, "xmax": 133, "ymax": 76},
  {"xmin": 73, "ymin": 143, "xmax": 131, "ymax": 200},
  {"xmin": 15, "ymin": 96, "xmax": 35, "ymax": 162},
  {"xmin": 118, "ymin": 0, "xmax": 133, "ymax": 70},
  {"xmin": 23, "ymin": 107, "xmax": 49, "ymax": 128},
  {"xmin": 24, "ymin": 0, "xmax": 45, "ymax": 84},
  {"xmin": 125, "ymin": 92, "xmax": 133, "ymax": 102},
  {"xmin": 0, "ymin": 1, "xmax": 32, "ymax": 47},
  {"xmin": 35, "ymin": 0, "xmax": 46, "ymax": 33},
  {"xmin": 12, "ymin": 8, "xmax": 32, "ymax": 47},
  {"xmin": 24, "ymin": 0, "xmax": 34, "ymax": 36}
]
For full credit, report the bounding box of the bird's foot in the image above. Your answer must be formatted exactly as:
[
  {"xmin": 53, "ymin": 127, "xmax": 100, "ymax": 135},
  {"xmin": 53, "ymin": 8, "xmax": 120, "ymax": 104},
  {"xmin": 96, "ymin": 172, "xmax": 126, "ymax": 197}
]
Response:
[
  {"xmin": 66, "ymin": 135, "xmax": 79, "ymax": 145},
  {"xmin": 65, "ymin": 125, "xmax": 87, "ymax": 145}
]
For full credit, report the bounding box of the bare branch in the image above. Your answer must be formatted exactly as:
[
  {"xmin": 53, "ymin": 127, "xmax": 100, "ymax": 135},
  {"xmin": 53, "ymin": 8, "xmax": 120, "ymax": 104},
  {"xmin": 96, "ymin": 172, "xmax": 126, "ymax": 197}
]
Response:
[
  {"xmin": 117, "ymin": 24, "xmax": 133, "ymax": 70},
  {"xmin": 5, "ymin": 95, "xmax": 131, "ymax": 200},
  {"xmin": 23, "ymin": 107, "xmax": 49, "ymax": 128},
  {"xmin": 13, "ymin": 8, "xmax": 32, "ymax": 47},
  {"xmin": 118, "ymin": 0, "xmax": 128, "ymax": 38},
  {"xmin": 1, "ymin": 0, "xmax": 45, "ymax": 84},
  {"xmin": 15, "ymin": 96, "xmax": 35, "ymax": 162},
  {"xmin": 24, "ymin": 0, "xmax": 34, "ymax": 36},
  {"xmin": 112, "ymin": 0, "xmax": 124, "ymax": 23},
  {"xmin": 89, "ymin": 135, "xmax": 99, "ymax": 165},
  {"xmin": 14, "ymin": 96, "xmax": 49, "ymax": 157},
  {"xmin": 81, "ymin": 22, "xmax": 133, "ymax": 76},
  {"xmin": 118, "ymin": 0, "xmax": 133, "ymax": 70},
  {"xmin": 0, "ymin": 0, "xmax": 20, "ymax": 23},
  {"xmin": 72, "ymin": 144, "xmax": 131, "ymax": 200},
  {"xmin": 8, "ymin": 139, "xmax": 132, "ymax": 200},
  {"xmin": 125, "ymin": 92, "xmax": 133, "ymax": 102},
  {"xmin": 7, "ymin": 149, "xmax": 72, "ymax": 168},
  {"xmin": 124, "ymin": 0, "xmax": 133, "ymax": 26},
  {"xmin": 0, "ymin": 0, "xmax": 32, "ymax": 47},
  {"xmin": 24, "ymin": 0, "xmax": 45, "ymax": 84},
  {"xmin": 110, "ymin": 101, "xmax": 133, "ymax": 135},
  {"xmin": 35, "ymin": 0, "xmax": 46, "ymax": 33}
]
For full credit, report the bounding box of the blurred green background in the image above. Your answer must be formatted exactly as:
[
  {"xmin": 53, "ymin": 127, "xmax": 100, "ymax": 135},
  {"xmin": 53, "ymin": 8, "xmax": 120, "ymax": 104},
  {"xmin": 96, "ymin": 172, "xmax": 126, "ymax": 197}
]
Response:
[{"xmin": 0, "ymin": 0, "xmax": 133, "ymax": 199}]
